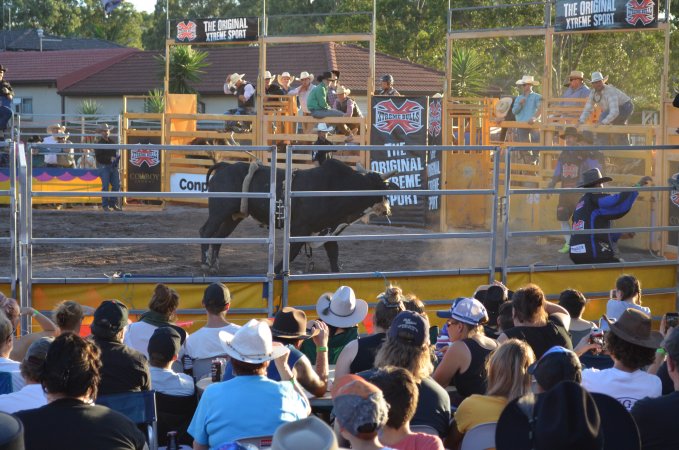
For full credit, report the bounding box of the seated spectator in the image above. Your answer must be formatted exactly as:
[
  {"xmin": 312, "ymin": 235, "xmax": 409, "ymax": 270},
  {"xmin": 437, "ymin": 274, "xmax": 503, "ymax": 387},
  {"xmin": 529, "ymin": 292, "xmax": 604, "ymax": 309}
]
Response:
[
  {"xmin": 264, "ymin": 71, "xmax": 285, "ymax": 95},
  {"xmin": 147, "ymin": 326, "xmax": 194, "ymax": 397},
  {"xmin": 606, "ymin": 274, "xmax": 650, "ymax": 321},
  {"xmin": 276, "ymin": 72, "xmax": 295, "ymax": 94},
  {"xmin": 433, "ymin": 297, "xmax": 497, "ymax": 404},
  {"xmin": 9, "ymin": 303, "xmax": 57, "ymax": 362},
  {"xmin": 529, "ymin": 345, "xmax": 582, "ymax": 392},
  {"xmin": 0, "ymin": 312, "xmax": 23, "ymax": 391},
  {"xmin": 300, "ymin": 285, "xmax": 368, "ymax": 365},
  {"xmin": 332, "ymin": 374, "xmax": 391, "ymax": 450},
  {"xmin": 335, "ymin": 286, "xmax": 405, "ymax": 380},
  {"xmin": 367, "ymin": 366, "xmax": 445, "ymax": 450},
  {"xmin": 478, "ymin": 283, "xmax": 509, "ymax": 338},
  {"xmin": 450, "ymin": 339, "xmax": 535, "ymax": 448},
  {"xmin": 498, "ymin": 283, "xmax": 573, "ymax": 358},
  {"xmin": 124, "ymin": 283, "xmax": 186, "ymax": 358},
  {"xmin": 333, "ymin": 86, "xmax": 362, "ymax": 136},
  {"xmin": 15, "ymin": 332, "xmax": 147, "ymax": 450},
  {"xmin": 366, "ymin": 311, "xmax": 451, "ymax": 438},
  {"xmin": 188, "ymin": 319, "xmax": 309, "ymax": 448},
  {"xmin": 272, "ymin": 415, "xmax": 338, "ymax": 450},
  {"xmin": 582, "ymin": 308, "xmax": 662, "ymax": 410},
  {"xmin": 182, "ymin": 283, "xmax": 239, "ymax": 361},
  {"xmin": 90, "ymin": 300, "xmax": 150, "ymax": 395},
  {"xmin": 558, "ymin": 289, "xmax": 597, "ymax": 346},
  {"xmin": 631, "ymin": 327, "xmax": 679, "ymax": 450},
  {"xmin": 224, "ymin": 307, "xmax": 330, "ymax": 397},
  {"xmin": 307, "ymin": 72, "xmax": 345, "ymax": 119},
  {"xmin": 0, "ymin": 336, "xmax": 52, "ymax": 413}
]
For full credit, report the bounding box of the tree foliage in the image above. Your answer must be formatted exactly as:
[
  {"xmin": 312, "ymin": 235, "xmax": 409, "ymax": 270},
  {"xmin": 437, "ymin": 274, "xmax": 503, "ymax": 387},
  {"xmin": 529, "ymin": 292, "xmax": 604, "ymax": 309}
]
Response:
[{"xmin": 156, "ymin": 45, "xmax": 210, "ymax": 94}]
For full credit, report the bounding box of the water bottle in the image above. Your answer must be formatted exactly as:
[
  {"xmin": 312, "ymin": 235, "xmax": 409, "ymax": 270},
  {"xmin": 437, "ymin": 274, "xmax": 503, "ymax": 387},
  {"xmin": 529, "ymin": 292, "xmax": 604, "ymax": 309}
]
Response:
[{"xmin": 167, "ymin": 431, "xmax": 178, "ymax": 450}]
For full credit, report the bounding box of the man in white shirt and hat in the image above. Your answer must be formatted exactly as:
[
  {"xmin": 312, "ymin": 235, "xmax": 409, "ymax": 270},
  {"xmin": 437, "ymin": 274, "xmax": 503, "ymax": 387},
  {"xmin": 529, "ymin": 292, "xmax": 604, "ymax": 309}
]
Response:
[
  {"xmin": 578, "ymin": 71, "xmax": 633, "ymax": 146},
  {"xmin": 289, "ymin": 71, "xmax": 315, "ymax": 134},
  {"xmin": 224, "ymin": 72, "xmax": 255, "ymax": 115}
]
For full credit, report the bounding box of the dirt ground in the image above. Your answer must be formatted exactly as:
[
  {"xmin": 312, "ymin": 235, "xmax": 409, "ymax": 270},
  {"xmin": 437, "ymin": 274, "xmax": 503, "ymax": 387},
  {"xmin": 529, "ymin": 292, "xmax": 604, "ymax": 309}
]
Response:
[{"xmin": 0, "ymin": 204, "xmax": 659, "ymax": 279}]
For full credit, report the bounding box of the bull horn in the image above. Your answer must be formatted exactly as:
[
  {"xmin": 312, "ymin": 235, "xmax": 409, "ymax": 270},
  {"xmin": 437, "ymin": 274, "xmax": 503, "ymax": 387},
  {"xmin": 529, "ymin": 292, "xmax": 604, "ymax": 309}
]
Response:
[
  {"xmin": 381, "ymin": 170, "xmax": 398, "ymax": 180},
  {"xmin": 356, "ymin": 162, "xmax": 368, "ymax": 174}
]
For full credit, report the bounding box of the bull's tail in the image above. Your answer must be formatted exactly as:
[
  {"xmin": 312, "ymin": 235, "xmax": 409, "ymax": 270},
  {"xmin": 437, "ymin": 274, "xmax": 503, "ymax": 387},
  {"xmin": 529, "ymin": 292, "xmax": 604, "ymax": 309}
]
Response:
[{"xmin": 206, "ymin": 162, "xmax": 232, "ymax": 186}]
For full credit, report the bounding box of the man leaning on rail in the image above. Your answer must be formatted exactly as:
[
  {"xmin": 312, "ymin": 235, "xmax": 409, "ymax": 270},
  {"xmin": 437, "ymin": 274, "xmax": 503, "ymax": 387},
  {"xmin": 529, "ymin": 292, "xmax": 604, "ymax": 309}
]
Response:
[{"xmin": 569, "ymin": 168, "xmax": 651, "ymax": 264}]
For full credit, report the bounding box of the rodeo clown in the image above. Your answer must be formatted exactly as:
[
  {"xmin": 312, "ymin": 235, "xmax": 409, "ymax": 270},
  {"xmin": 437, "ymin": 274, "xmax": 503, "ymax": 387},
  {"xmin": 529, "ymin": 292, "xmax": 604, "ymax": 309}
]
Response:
[{"xmin": 569, "ymin": 168, "xmax": 651, "ymax": 264}]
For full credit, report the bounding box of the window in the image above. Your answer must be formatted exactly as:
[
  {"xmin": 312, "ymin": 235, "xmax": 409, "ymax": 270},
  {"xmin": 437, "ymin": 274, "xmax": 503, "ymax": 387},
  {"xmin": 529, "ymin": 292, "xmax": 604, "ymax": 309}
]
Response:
[
  {"xmin": 197, "ymin": 100, "xmax": 206, "ymax": 114},
  {"xmin": 14, "ymin": 97, "xmax": 33, "ymax": 119}
]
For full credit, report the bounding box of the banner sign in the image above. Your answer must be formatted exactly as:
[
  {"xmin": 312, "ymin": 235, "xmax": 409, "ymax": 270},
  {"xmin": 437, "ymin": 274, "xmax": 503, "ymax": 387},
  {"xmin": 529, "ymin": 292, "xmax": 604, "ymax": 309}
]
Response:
[
  {"xmin": 126, "ymin": 137, "xmax": 162, "ymax": 194},
  {"xmin": 555, "ymin": 0, "xmax": 658, "ymax": 32},
  {"xmin": 170, "ymin": 173, "xmax": 208, "ymax": 193},
  {"xmin": 669, "ymin": 162, "xmax": 679, "ymax": 246},
  {"xmin": 174, "ymin": 17, "xmax": 259, "ymax": 43},
  {"xmin": 426, "ymin": 97, "xmax": 443, "ymax": 228},
  {"xmin": 370, "ymin": 96, "xmax": 429, "ymax": 227}
]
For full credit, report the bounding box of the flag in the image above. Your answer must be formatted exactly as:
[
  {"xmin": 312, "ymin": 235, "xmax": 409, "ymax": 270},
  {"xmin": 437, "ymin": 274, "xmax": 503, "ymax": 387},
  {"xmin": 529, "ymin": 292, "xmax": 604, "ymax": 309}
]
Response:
[{"xmin": 101, "ymin": 0, "xmax": 123, "ymax": 14}]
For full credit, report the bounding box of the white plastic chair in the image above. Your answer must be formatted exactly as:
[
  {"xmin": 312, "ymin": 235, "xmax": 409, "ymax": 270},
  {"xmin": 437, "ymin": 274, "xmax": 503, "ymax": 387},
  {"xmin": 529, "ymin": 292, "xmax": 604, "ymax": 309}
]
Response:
[
  {"xmin": 460, "ymin": 422, "xmax": 497, "ymax": 450},
  {"xmin": 410, "ymin": 424, "xmax": 439, "ymax": 436}
]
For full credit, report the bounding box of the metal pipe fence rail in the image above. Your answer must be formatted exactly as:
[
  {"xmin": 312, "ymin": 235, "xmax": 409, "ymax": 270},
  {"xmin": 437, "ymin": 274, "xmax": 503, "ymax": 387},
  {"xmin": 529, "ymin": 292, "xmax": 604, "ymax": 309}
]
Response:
[
  {"xmin": 502, "ymin": 145, "xmax": 679, "ymax": 299},
  {"xmin": 21, "ymin": 143, "xmax": 279, "ymax": 321},
  {"xmin": 1, "ymin": 142, "xmax": 18, "ymax": 298},
  {"xmin": 281, "ymin": 145, "xmax": 501, "ymax": 307}
]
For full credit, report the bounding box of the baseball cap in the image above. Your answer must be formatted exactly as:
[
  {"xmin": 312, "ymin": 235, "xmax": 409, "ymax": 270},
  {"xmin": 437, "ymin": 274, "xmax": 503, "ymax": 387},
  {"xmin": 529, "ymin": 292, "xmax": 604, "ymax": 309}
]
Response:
[
  {"xmin": 387, "ymin": 311, "xmax": 427, "ymax": 346},
  {"xmin": 436, "ymin": 297, "xmax": 489, "ymax": 326},
  {"xmin": 332, "ymin": 375, "xmax": 389, "ymax": 438},
  {"xmin": 23, "ymin": 336, "xmax": 53, "ymax": 371},
  {"xmin": 528, "ymin": 346, "xmax": 582, "ymax": 391},
  {"xmin": 147, "ymin": 326, "xmax": 182, "ymax": 361},
  {"xmin": 203, "ymin": 282, "xmax": 231, "ymax": 309},
  {"xmin": 91, "ymin": 300, "xmax": 129, "ymax": 338}
]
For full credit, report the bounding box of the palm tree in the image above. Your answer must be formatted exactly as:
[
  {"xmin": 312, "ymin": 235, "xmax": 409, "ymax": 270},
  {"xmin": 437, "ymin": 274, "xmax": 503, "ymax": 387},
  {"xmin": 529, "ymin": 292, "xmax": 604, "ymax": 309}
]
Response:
[
  {"xmin": 450, "ymin": 47, "xmax": 486, "ymax": 97},
  {"xmin": 156, "ymin": 45, "xmax": 210, "ymax": 94}
]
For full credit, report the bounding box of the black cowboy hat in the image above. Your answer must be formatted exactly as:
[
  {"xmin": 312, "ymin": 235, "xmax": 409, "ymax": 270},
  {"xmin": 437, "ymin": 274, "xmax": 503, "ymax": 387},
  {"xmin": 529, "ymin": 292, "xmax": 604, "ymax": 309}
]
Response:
[
  {"xmin": 317, "ymin": 71, "xmax": 337, "ymax": 82},
  {"xmin": 559, "ymin": 126, "xmax": 593, "ymax": 144},
  {"xmin": 270, "ymin": 307, "xmax": 319, "ymax": 340},
  {"xmin": 578, "ymin": 168, "xmax": 612, "ymax": 188}
]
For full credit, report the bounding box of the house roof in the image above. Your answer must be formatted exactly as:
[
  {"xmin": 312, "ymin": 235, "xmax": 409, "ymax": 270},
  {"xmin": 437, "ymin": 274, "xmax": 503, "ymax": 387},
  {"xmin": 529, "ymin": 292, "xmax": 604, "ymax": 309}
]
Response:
[
  {"xmin": 1, "ymin": 48, "xmax": 138, "ymax": 89},
  {"xmin": 59, "ymin": 43, "xmax": 444, "ymax": 96},
  {"xmin": 0, "ymin": 29, "xmax": 126, "ymax": 52}
]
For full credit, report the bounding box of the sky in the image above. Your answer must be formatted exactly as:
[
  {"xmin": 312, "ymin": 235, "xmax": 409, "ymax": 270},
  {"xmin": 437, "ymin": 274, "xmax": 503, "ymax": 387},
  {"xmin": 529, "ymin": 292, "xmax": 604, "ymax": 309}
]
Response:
[{"xmin": 127, "ymin": 0, "xmax": 157, "ymax": 14}]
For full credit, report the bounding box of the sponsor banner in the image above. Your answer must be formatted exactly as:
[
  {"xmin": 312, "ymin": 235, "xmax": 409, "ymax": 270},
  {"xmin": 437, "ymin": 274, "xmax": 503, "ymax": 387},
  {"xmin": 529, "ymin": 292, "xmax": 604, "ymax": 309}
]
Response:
[
  {"xmin": 126, "ymin": 137, "xmax": 162, "ymax": 194},
  {"xmin": 370, "ymin": 96, "xmax": 429, "ymax": 227},
  {"xmin": 170, "ymin": 173, "xmax": 209, "ymax": 193},
  {"xmin": 426, "ymin": 97, "xmax": 443, "ymax": 228},
  {"xmin": 669, "ymin": 162, "xmax": 679, "ymax": 246},
  {"xmin": 174, "ymin": 17, "xmax": 259, "ymax": 43},
  {"xmin": 555, "ymin": 0, "xmax": 657, "ymax": 32}
]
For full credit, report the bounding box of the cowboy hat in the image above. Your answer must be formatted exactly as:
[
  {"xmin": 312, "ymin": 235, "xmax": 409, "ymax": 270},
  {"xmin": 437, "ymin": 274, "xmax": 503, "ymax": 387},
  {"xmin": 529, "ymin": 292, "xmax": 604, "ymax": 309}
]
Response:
[
  {"xmin": 578, "ymin": 168, "xmax": 612, "ymax": 188},
  {"xmin": 264, "ymin": 70, "xmax": 274, "ymax": 79},
  {"xmin": 495, "ymin": 97, "xmax": 513, "ymax": 118},
  {"xmin": 516, "ymin": 75, "xmax": 540, "ymax": 86},
  {"xmin": 432, "ymin": 93, "xmax": 443, "ymax": 98},
  {"xmin": 272, "ymin": 416, "xmax": 338, "ymax": 450},
  {"xmin": 603, "ymin": 308, "xmax": 663, "ymax": 349},
  {"xmin": 55, "ymin": 131, "xmax": 70, "ymax": 139},
  {"xmin": 277, "ymin": 72, "xmax": 296, "ymax": 85},
  {"xmin": 299, "ymin": 71, "xmax": 314, "ymax": 80},
  {"xmin": 336, "ymin": 85, "xmax": 350, "ymax": 96},
  {"xmin": 220, "ymin": 318, "xmax": 287, "ymax": 364},
  {"xmin": 227, "ymin": 73, "xmax": 245, "ymax": 89},
  {"xmin": 270, "ymin": 307, "xmax": 319, "ymax": 340},
  {"xmin": 589, "ymin": 72, "xmax": 609, "ymax": 83},
  {"xmin": 563, "ymin": 70, "xmax": 586, "ymax": 86},
  {"xmin": 96, "ymin": 123, "xmax": 112, "ymax": 132},
  {"xmin": 46, "ymin": 124, "xmax": 65, "ymax": 134},
  {"xmin": 559, "ymin": 126, "xmax": 591, "ymax": 143},
  {"xmin": 316, "ymin": 286, "xmax": 368, "ymax": 328},
  {"xmin": 318, "ymin": 71, "xmax": 337, "ymax": 82},
  {"xmin": 312, "ymin": 123, "xmax": 334, "ymax": 133}
]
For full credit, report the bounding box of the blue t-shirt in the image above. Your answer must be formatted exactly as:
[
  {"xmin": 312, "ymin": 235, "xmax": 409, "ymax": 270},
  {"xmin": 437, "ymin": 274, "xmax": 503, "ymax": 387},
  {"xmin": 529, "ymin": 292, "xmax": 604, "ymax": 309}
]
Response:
[{"xmin": 188, "ymin": 375, "xmax": 308, "ymax": 448}]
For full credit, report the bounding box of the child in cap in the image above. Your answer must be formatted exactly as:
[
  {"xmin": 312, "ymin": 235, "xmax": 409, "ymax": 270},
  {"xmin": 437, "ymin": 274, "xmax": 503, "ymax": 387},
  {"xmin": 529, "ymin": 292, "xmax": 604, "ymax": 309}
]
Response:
[
  {"xmin": 332, "ymin": 374, "xmax": 393, "ymax": 450},
  {"xmin": 147, "ymin": 326, "xmax": 194, "ymax": 396}
]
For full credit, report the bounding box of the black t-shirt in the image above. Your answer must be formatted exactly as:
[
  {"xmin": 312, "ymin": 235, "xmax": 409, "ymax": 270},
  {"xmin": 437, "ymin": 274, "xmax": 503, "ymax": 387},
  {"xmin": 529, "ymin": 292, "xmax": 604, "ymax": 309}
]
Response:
[
  {"xmin": 349, "ymin": 333, "xmax": 386, "ymax": 374},
  {"xmin": 15, "ymin": 398, "xmax": 147, "ymax": 450},
  {"xmin": 93, "ymin": 336, "xmax": 151, "ymax": 396},
  {"xmin": 503, "ymin": 315, "xmax": 573, "ymax": 359},
  {"xmin": 94, "ymin": 137, "xmax": 117, "ymax": 165},
  {"xmin": 631, "ymin": 391, "xmax": 679, "ymax": 450}
]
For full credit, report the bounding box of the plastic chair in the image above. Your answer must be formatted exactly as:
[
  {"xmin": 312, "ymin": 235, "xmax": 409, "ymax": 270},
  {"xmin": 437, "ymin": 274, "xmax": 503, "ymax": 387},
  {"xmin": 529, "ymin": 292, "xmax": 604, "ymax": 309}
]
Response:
[
  {"xmin": 0, "ymin": 372, "xmax": 12, "ymax": 394},
  {"xmin": 410, "ymin": 424, "xmax": 438, "ymax": 436},
  {"xmin": 235, "ymin": 435, "xmax": 273, "ymax": 449},
  {"xmin": 461, "ymin": 422, "xmax": 497, "ymax": 450},
  {"xmin": 96, "ymin": 390, "xmax": 158, "ymax": 450},
  {"xmin": 186, "ymin": 355, "xmax": 230, "ymax": 382}
]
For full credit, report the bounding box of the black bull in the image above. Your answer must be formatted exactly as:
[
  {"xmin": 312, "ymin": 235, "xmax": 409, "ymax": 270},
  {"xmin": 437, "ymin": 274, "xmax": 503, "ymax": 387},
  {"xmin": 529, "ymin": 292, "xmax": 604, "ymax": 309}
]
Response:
[{"xmin": 199, "ymin": 159, "xmax": 399, "ymax": 273}]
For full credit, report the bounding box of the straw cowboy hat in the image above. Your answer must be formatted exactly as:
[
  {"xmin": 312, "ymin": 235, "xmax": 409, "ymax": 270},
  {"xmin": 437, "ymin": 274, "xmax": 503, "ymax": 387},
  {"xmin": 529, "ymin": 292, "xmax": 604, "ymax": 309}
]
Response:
[
  {"xmin": 277, "ymin": 72, "xmax": 296, "ymax": 85},
  {"xmin": 97, "ymin": 123, "xmax": 113, "ymax": 132},
  {"xmin": 603, "ymin": 308, "xmax": 663, "ymax": 349},
  {"xmin": 312, "ymin": 123, "xmax": 334, "ymax": 133},
  {"xmin": 46, "ymin": 124, "xmax": 65, "ymax": 135},
  {"xmin": 336, "ymin": 86, "xmax": 351, "ymax": 96},
  {"xmin": 495, "ymin": 96, "xmax": 513, "ymax": 118},
  {"xmin": 299, "ymin": 71, "xmax": 314, "ymax": 80},
  {"xmin": 272, "ymin": 416, "xmax": 338, "ymax": 450},
  {"xmin": 578, "ymin": 168, "xmax": 612, "ymax": 188},
  {"xmin": 316, "ymin": 286, "xmax": 368, "ymax": 328},
  {"xmin": 220, "ymin": 318, "xmax": 287, "ymax": 364},
  {"xmin": 515, "ymin": 75, "xmax": 540, "ymax": 86},
  {"xmin": 227, "ymin": 73, "xmax": 245, "ymax": 89},
  {"xmin": 264, "ymin": 70, "xmax": 274, "ymax": 80},
  {"xmin": 589, "ymin": 71, "xmax": 609, "ymax": 83},
  {"xmin": 563, "ymin": 70, "xmax": 586, "ymax": 86},
  {"xmin": 270, "ymin": 307, "xmax": 319, "ymax": 340}
]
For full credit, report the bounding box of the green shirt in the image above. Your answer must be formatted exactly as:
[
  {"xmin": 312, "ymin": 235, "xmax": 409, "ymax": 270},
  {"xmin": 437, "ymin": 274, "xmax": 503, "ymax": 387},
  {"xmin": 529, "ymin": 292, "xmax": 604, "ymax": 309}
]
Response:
[
  {"xmin": 306, "ymin": 83, "xmax": 330, "ymax": 111},
  {"xmin": 300, "ymin": 326, "xmax": 358, "ymax": 364}
]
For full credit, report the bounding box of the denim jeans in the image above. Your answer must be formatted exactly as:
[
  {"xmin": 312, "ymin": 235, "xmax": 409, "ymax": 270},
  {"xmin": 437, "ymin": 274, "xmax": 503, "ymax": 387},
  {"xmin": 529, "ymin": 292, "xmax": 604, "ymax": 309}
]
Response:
[
  {"xmin": 596, "ymin": 101, "xmax": 634, "ymax": 146},
  {"xmin": 0, "ymin": 106, "xmax": 12, "ymax": 131},
  {"xmin": 98, "ymin": 164, "xmax": 120, "ymax": 208}
]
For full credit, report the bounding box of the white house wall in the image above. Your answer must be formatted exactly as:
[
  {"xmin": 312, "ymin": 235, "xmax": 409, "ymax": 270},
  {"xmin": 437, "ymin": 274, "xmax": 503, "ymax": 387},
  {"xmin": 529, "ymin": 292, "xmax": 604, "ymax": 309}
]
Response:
[{"xmin": 13, "ymin": 85, "xmax": 61, "ymax": 118}]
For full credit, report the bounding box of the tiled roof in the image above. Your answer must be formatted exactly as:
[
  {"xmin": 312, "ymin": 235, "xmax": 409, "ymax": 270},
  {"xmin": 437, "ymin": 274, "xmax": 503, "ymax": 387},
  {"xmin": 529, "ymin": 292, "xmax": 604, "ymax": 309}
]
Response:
[
  {"xmin": 1, "ymin": 48, "xmax": 138, "ymax": 89},
  {"xmin": 0, "ymin": 29, "xmax": 126, "ymax": 51},
  {"xmin": 57, "ymin": 43, "xmax": 444, "ymax": 96}
]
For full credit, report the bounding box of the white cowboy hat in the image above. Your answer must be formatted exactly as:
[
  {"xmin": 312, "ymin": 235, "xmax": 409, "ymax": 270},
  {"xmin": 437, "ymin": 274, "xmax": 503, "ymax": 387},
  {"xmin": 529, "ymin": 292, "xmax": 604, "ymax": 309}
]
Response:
[
  {"xmin": 220, "ymin": 319, "xmax": 287, "ymax": 364},
  {"xmin": 589, "ymin": 71, "xmax": 609, "ymax": 83},
  {"xmin": 264, "ymin": 70, "xmax": 274, "ymax": 79},
  {"xmin": 432, "ymin": 93, "xmax": 444, "ymax": 98},
  {"xmin": 46, "ymin": 124, "xmax": 65, "ymax": 134},
  {"xmin": 495, "ymin": 96, "xmax": 513, "ymax": 118},
  {"xmin": 336, "ymin": 85, "xmax": 350, "ymax": 96},
  {"xmin": 272, "ymin": 416, "xmax": 338, "ymax": 450},
  {"xmin": 299, "ymin": 71, "xmax": 314, "ymax": 80},
  {"xmin": 277, "ymin": 72, "xmax": 296, "ymax": 85},
  {"xmin": 515, "ymin": 75, "xmax": 540, "ymax": 86},
  {"xmin": 312, "ymin": 123, "xmax": 334, "ymax": 133},
  {"xmin": 315, "ymin": 286, "xmax": 368, "ymax": 328},
  {"xmin": 227, "ymin": 73, "xmax": 245, "ymax": 89}
]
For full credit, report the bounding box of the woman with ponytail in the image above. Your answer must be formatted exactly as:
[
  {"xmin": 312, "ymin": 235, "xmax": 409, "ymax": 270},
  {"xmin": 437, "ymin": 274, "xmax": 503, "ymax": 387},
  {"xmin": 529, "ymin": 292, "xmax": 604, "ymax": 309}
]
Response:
[{"xmin": 606, "ymin": 274, "xmax": 650, "ymax": 321}]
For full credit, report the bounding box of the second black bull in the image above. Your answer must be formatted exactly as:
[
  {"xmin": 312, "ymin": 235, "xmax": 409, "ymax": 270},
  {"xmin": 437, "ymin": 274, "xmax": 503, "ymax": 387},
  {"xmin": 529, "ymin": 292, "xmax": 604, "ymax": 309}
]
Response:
[{"xmin": 199, "ymin": 158, "xmax": 400, "ymax": 273}]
